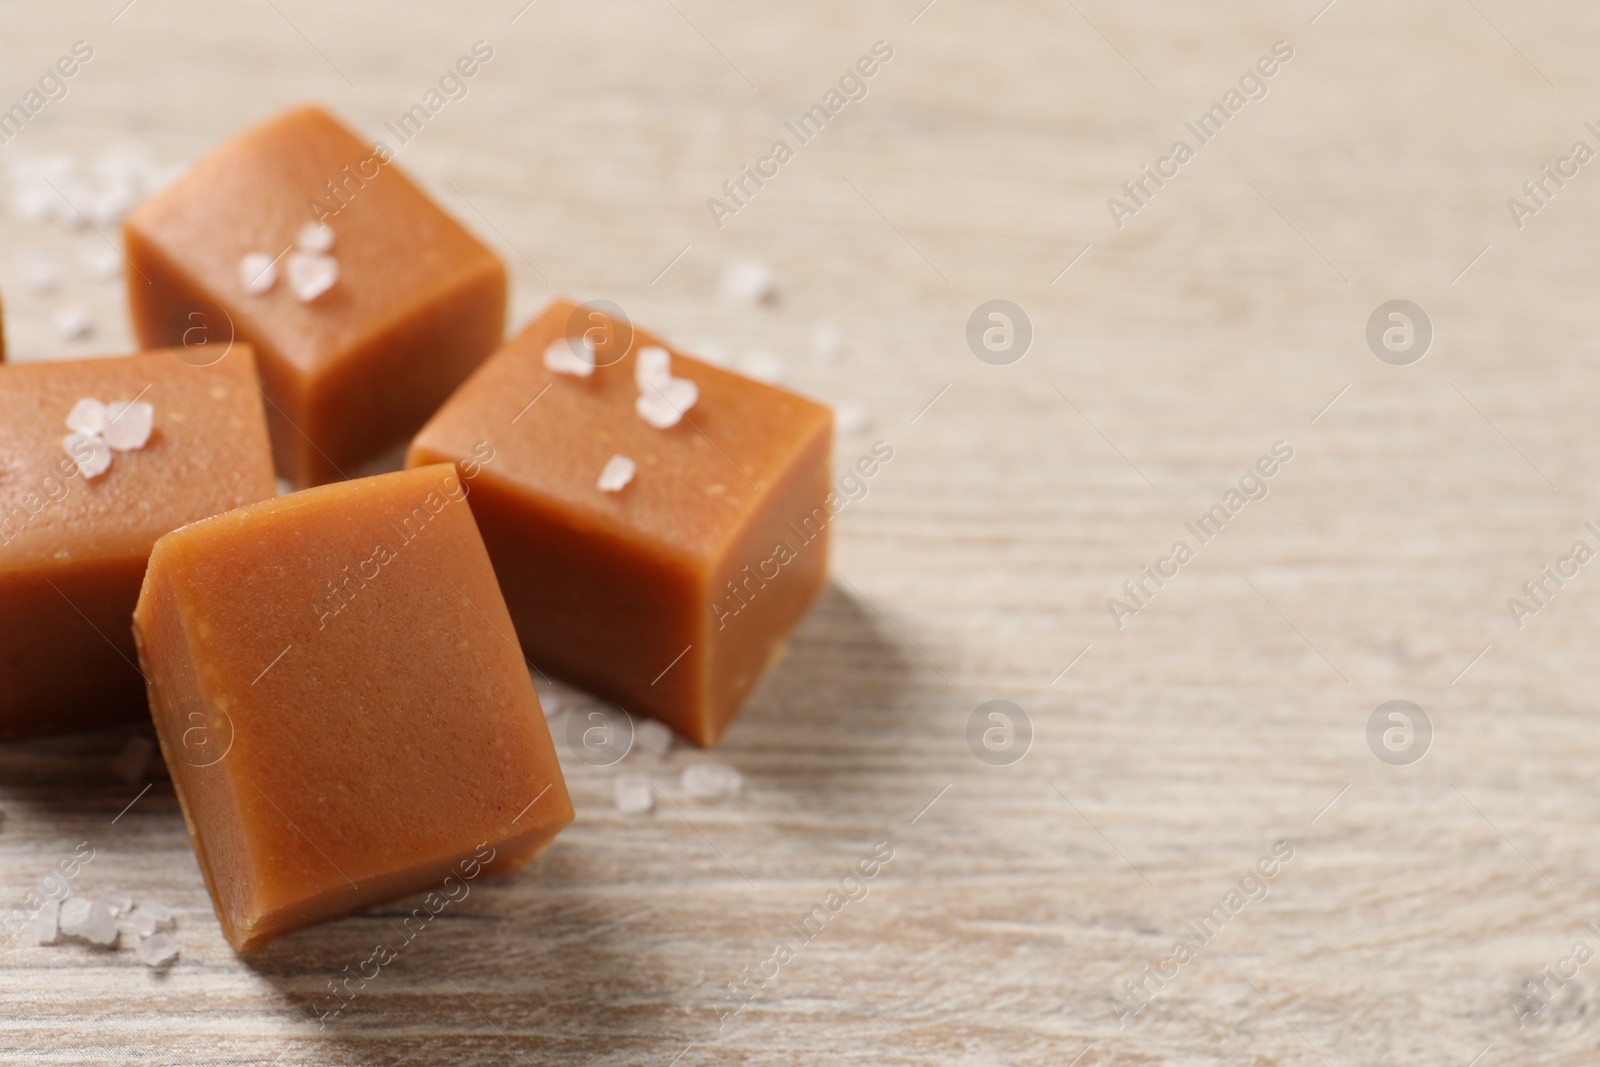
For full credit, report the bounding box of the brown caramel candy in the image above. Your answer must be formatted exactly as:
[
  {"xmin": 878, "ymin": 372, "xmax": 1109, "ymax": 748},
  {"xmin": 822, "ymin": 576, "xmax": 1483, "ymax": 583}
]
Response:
[
  {"xmin": 408, "ymin": 300, "xmax": 833, "ymax": 747},
  {"xmin": 0, "ymin": 345, "xmax": 275, "ymax": 741},
  {"xmin": 123, "ymin": 105, "xmax": 507, "ymax": 487},
  {"xmin": 132, "ymin": 465, "xmax": 573, "ymax": 951}
]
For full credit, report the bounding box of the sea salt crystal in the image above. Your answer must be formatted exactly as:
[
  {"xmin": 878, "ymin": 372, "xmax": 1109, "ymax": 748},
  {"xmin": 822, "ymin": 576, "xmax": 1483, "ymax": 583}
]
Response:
[
  {"xmin": 136, "ymin": 932, "xmax": 178, "ymax": 966},
  {"xmin": 737, "ymin": 351, "xmax": 784, "ymax": 384},
  {"xmin": 103, "ymin": 888, "xmax": 133, "ymax": 917},
  {"xmin": 103, "ymin": 400, "xmax": 154, "ymax": 451},
  {"xmin": 633, "ymin": 718, "xmax": 673, "ymax": 757},
  {"xmin": 54, "ymin": 305, "xmax": 92, "ymax": 340},
  {"xmin": 130, "ymin": 899, "xmax": 174, "ymax": 939},
  {"xmin": 634, "ymin": 345, "xmax": 671, "ymax": 391},
  {"xmin": 834, "ymin": 403, "xmax": 868, "ymax": 435},
  {"xmin": 614, "ymin": 772, "xmax": 653, "ymax": 814},
  {"xmin": 239, "ymin": 251, "xmax": 277, "ymax": 294},
  {"xmin": 286, "ymin": 251, "xmax": 337, "ymax": 301},
  {"xmin": 36, "ymin": 900, "xmax": 59, "ymax": 945},
  {"xmin": 296, "ymin": 221, "xmax": 334, "ymax": 252},
  {"xmin": 60, "ymin": 897, "xmax": 118, "ymax": 946},
  {"xmin": 681, "ymin": 762, "xmax": 742, "ymax": 799},
  {"xmin": 81, "ymin": 243, "xmax": 122, "ymax": 281},
  {"xmin": 110, "ymin": 736, "xmax": 154, "ymax": 785},
  {"xmin": 811, "ymin": 321, "xmax": 841, "ymax": 362},
  {"xmin": 636, "ymin": 378, "xmax": 698, "ymax": 429},
  {"xmin": 66, "ymin": 397, "xmax": 107, "ymax": 436},
  {"xmin": 718, "ymin": 260, "xmax": 773, "ymax": 307},
  {"xmin": 597, "ymin": 454, "xmax": 636, "ymax": 493},
  {"xmin": 63, "ymin": 433, "xmax": 111, "ymax": 479},
  {"xmin": 544, "ymin": 337, "xmax": 596, "ymax": 377}
]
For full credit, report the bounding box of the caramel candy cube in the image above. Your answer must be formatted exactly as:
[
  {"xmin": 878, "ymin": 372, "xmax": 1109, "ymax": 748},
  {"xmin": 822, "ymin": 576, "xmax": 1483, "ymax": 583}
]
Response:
[
  {"xmin": 132, "ymin": 465, "xmax": 573, "ymax": 951},
  {"xmin": 0, "ymin": 345, "xmax": 275, "ymax": 741},
  {"xmin": 123, "ymin": 105, "xmax": 507, "ymax": 487},
  {"xmin": 408, "ymin": 300, "xmax": 833, "ymax": 747}
]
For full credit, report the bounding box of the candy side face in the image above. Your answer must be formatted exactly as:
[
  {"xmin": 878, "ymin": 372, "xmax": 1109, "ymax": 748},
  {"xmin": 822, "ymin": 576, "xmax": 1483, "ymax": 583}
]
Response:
[
  {"xmin": 132, "ymin": 465, "xmax": 573, "ymax": 951},
  {"xmin": 408, "ymin": 300, "xmax": 833, "ymax": 746},
  {"xmin": 0, "ymin": 345, "xmax": 275, "ymax": 740},
  {"xmin": 123, "ymin": 105, "xmax": 507, "ymax": 487}
]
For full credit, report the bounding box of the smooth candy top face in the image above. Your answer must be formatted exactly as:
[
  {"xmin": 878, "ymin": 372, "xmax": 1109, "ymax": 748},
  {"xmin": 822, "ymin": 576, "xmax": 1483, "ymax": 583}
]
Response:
[
  {"xmin": 123, "ymin": 106, "xmax": 502, "ymax": 380},
  {"xmin": 0, "ymin": 346, "xmax": 276, "ymax": 573},
  {"xmin": 409, "ymin": 301, "xmax": 834, "ymax": 569}
]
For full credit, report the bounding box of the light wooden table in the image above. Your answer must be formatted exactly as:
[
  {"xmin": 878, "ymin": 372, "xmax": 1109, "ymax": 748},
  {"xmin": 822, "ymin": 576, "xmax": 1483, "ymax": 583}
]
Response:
[{"xmin": 5, "ymin": 1, "xmax": 1600, "ymax": 1063}]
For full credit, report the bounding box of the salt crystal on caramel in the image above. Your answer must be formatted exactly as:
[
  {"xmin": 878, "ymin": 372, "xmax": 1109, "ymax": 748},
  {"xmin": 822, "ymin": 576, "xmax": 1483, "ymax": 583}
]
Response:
[
  {"xmin": 123, "ymin": 105, "xmax": 507, "ymax": 487},
  {"xmin": 408, "ymin": 300, "xmax": 833, "ymax": 747},
  {"xmin": 132, "ymin": 465, "xmax": 573, "ymax": 950},
  {"xmin": 0, "ymin": 345, "xmax": 275, "ymax": 741}
]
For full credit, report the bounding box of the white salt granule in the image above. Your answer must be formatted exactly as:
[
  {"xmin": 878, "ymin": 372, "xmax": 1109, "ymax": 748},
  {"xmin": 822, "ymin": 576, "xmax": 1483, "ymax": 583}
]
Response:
[
  {"xmin": 633, "ymin": 718, "xmax": 673, "ymax": 758},
  {"xmin": 736, "ymin": 351, "xmax": 784, "ymax": 384},
  {"xmin": 634, "ymin": 345, "xmax": 671, "ymax": 391},
  {"xmin": 614, "ymin": 772, "xmax": 654, "ymax": 815},
  {"xmin": 597, "ymin": 454, "xmax": 636, "ymax": 493},
  {"xmin": 295, "ymin": 221, "xmax": 334, "ymax": 252},
  {"xmin": 718, "ymin": 260, "xmax": 773, "ymax": 307},
  {"xmin": 63, "ymin": 432, "xmax": 111, "ymax": 479},
  {"xmin": 66, "ymin": 397, "xmax": 107, "ymax": 436},
  {"xmin": 102, "ymin": 400, "xmax": 154, "ymax": 451},
  {"xmin": 136, "ymin": 932, "xmax": 178, "ymax": 966},
  {"xmin": 834, "ymin": 403, "xmax": 868, "ymax": 435},
  {"xmin": 54, "ymin": 305, "xmax": 92, "ymax": 340},
  {"xmin": 110, "ymin": 736, "xmax": 154, "ymax": 785},
  {"xmin": 636, "ymin": 378, "xmax": 698, "ymax": 429},
  {"xmin": 103, "ymin": 888, "xmax": 133, "ymax": 917},
  {"xmin": 81, "ymin": 243, "xmax": 122, "ymax": 281},
  {"xmin": 131, "ymin": 900, "xmax": 175, "ymax": 938},
  {"xmin": 239, "ymin": 251, "xmax": 277, "ymax": 294},
  {"xmin": 811, "ymin": 321, "xmax": 841, "ymax": 362},
  {"xmin": 681, "ymin": 763, "xmax": 742, "ymax": 799},
  {"xmin": 286, "ymin": 251, "xmax": 338, "ymax": 301},
  {"xmin": 60, "ymin": 897, "xmax": 118, "ymax": 947},
  {"xmin": 544, "ymin": 337, "xmax": 596, "ymax": 377},
  {"xmin": 36, "ymin": 900, "xmax": 59, "ymax": 945}
]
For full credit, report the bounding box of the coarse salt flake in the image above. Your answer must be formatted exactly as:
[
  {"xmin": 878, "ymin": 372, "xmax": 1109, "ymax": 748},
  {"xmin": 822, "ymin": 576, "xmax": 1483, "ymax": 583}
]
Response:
[
  {"xmin": 597, "ymin": 454, "xmax": 636, "ymax": 492},
  {"xmin": 136, "ymin": 932, "xmax": 178, "ymax": 966},
  {"xmin": 544, "ymin": 337, "xmax": 596, "ymax": 377},
  {"xmin": 633, "ymin": 718, "xmax": 673, "ymax": 757},
  {"xmin": 634, "ymin": 346, "xmax": 671, "ymax": 391},
  {"xmin": 239, "ymin": 251, "xmax": 277, "ymax": 294},
  {"xmin": 286, "ymin": 251, "xmax": 337, "ymax": 302},
  {"xmin": 681, "ymin": 762, "xmax": 742, "ymax": 799},
  {"xmin": 636, "ymin": 378, "xmax": 698, "ymax": 430},
  {"xmin": 63, "ymin": 432, "xmax": 111, "ymax": 479},
  {"xmin": 102, "ymin": 400, "xmax": 154, "ymax": 451},
  {"xmin": 295, "ymin": 221, "xmax": 334, "ymax": 252},
  {"xmin": 66, "ymin": 397, "xmax": 107, "ymax": 436},
  {"xmin": 614, "ymin": 772, "xmax": 654, "ymax": 815}
]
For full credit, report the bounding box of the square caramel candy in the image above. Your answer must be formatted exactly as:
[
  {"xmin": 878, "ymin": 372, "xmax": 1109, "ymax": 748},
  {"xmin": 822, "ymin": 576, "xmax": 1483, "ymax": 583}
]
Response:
[
  {"xmin": 0, "ymin": 345, "xmax": 275, "ymax": 741},
  {"xmin": 123, "ymin": 105, "xmax": 507, "ymax": 488},
  {"xmin": 132, "ymin": 465, "xmax": 573, "ymax": 951},
  {"xmin": 408, "ymin": 300, "xmax": 833, "ymax": 747}
]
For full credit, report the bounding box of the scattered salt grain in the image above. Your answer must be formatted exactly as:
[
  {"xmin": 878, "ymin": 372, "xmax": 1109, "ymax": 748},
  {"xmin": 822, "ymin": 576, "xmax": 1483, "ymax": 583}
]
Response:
[
  {"xmin": 614, "ymin": 772, "xmax": 653, "ymax": 815},
  {"xmin": 110, "ymin": 736, "xmax": 154, "ymax": 785},
  {"xmin": 685, "ymin": 339, "xmax": 731, "ymax": 367},
  {"xmin": 597, "ymin": 454, "xmax": 636, "ymax": 493},
  {"xmin": 66, "ymin": 397, "xmax": 107, "ymax": 436},
  {"xmin": 636, "ymin": 378, "xmax": 698, "ymax": 430},
  {"xmin": 63, "ymin": 432, "xmax": 111, "ymax": 479},
  {"xmin": 103, "ymin": 888, "xmax": 133, "ymax": 917},
  {"xmin": 54, "ymin": 305, "xmax": 92, "ymax": 340},
  {"xmin": 81, "ymin": 243, "xmax": 122, "ymax": 281},
  {"xmin": 544, "ymin": 337, "xmax": 596, "ymax": 377},
  {"xmin": 103, "ymin": 400, "xmax": 155, "ymax": 451},
  {"xmin": 36, "ymin": 900, "xmax": 59, "ymax": 945},
  {"xmin": 718, "ymin": 260, "xmax": 773, "ymax": 308},
  {"xmin": 295, "ymin": 221, "xmax": 334, "ymax": 252},
  {"xmin": 736, "ymin": 351, "xmax": 784, "ymax": 384},
  {"xmin": 811, "ymin": 321, "xmax": 842, "ymax": 363},
  {"xmin": 633, "ymin": 718, "xmax": 673, "ymax": 758},
  {"xmin": 239, "ymin": 251, "xmax": 277, "ymax": 294},
  {"xmin": 132, "ymin": 902, "xmax": 176, "ymax": 939},
  {"xmin": 136, "ymin": 932, "xmax": 178, "ymax": 966},
  {"xmin": 681, "ymin": 762, "xmax": 742, "ymax": 799},
  {"xmin": 286, "ymin": 251, "xmax": 338, "ymax": 301},
  {"xmin": 60, "ymin": 897, "xmax": 118, "ymax": 947},
  {"xmin": 834, "ymin": 403, "xmax": 869, "ymax": 436},
  {"xmin": 634, "ymin": 345, "xmax": 671, "ymax": 391}
]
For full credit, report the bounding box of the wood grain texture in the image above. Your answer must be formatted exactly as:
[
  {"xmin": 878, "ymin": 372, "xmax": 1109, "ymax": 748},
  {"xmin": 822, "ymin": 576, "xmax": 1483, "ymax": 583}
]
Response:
[{"xmin": 4, "ymin": 0, "xmax": 1600, "ymax": 1063}]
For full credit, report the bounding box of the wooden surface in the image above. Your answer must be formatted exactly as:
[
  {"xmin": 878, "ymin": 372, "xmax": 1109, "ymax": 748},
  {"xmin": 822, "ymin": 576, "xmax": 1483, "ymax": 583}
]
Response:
[{"xmin": 5, "ymin": 1, "xmax": 1600, "ymax": 1063}]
